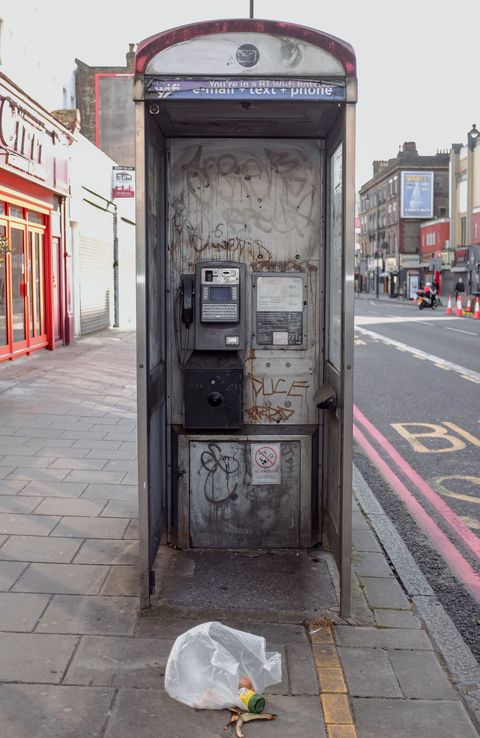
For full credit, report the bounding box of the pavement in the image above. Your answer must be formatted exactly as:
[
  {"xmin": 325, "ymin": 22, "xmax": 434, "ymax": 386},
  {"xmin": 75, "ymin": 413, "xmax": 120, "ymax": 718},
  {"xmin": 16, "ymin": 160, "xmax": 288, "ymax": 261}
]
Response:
[{"xmin": 0, "ymin": 330, "xmax": 478, "ymax": 738}]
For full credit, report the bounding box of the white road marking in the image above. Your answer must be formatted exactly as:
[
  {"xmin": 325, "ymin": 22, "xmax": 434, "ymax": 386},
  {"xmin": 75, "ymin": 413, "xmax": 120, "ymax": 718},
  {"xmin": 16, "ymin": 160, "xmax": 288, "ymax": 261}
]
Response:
[
  {"xmin": 460, "ymin": 374, "xmax": 480, "ymax": 384},
  {"xmin": 355, "ymin": 315, "xmax": 466, "ymax": 325},
  {"xmin": 355, "ymin": 326, "xmax": 480, "ymax": 382},
  {"xmin": 445, "ymin": 327, "xmax": 477, "ymax": 335}
]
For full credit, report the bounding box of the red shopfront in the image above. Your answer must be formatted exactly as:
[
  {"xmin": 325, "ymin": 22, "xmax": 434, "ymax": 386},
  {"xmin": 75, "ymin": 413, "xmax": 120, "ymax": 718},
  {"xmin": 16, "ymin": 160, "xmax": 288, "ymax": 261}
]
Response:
[{"xmin": 0, "ymin": 74, "xmax": 72, "ymax": 362}]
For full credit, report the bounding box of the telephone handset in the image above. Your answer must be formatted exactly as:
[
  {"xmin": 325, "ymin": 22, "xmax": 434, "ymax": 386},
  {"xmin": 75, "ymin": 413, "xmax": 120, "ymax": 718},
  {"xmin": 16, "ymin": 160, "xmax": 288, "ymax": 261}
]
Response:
[{"xmin": 181, "ymin": 275, "xmax": 195, "ymax": 326}]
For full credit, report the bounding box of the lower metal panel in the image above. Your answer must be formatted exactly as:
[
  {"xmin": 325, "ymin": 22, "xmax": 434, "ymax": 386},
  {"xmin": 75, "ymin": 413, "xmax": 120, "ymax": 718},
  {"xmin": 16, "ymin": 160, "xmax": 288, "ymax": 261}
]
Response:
[{"xmin": 177, "ymin": 432, "xmax": 313, "ymax": 549}]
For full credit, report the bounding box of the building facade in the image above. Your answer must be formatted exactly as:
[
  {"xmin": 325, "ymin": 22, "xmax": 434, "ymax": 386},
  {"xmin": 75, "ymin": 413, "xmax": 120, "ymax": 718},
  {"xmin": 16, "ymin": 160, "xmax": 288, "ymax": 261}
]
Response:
[
  {"xmin": 359, "ymin": 142, "xmax": 449, "ymax": 299},
  {"xmin": 0, "ymin": 74, "xmax": 73, "ymax": 362},
  {"xmin": 449, "ymin": 125, "xmax": 480, "ymax": 297},
  {"xmin": 75, "ymin": 47, "xmax": 136, "ymax": 167}
]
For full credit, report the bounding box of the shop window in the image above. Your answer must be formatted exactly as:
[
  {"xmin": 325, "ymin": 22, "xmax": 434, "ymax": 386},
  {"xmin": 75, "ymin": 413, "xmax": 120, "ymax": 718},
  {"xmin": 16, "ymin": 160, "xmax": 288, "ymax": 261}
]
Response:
[
  {"xmin": 9, "ymin": 205, "xmax": 23, "ymax": 219},
  {"xmin": 0, "ymin": 202, "xmax": 5, "ymax": 215},
  {"xmin": 27, "ymin": 211, "xmax": 44, "ymax": 224}
]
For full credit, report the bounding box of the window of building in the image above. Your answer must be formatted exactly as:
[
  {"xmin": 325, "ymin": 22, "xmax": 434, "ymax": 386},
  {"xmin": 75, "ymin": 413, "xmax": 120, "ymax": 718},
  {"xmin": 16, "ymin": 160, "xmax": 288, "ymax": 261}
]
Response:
[
  {"xmin": 439, "ymin": 207, "xmax": 446, "ymax": 216},
  {"xmin": 461, "ymin": 217, "xmax": 467, "ymax": 245},
  {"xmin": 62, "ymin": 87, "xmax": 67, "ymax": 107},
  {"xmin": 27, "ymin": 211, "xmax": 44, "ymax": 224},
  {"xmin": 9, "ymin": 206, "xmax": 23, "ymax": 219}
]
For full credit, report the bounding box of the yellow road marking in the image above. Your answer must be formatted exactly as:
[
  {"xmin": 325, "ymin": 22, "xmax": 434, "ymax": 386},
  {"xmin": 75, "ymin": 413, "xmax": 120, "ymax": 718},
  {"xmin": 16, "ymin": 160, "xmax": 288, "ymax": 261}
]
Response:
[{"xmin": 460, "ymin": 516, "xmax": 480, "ymax": 530}]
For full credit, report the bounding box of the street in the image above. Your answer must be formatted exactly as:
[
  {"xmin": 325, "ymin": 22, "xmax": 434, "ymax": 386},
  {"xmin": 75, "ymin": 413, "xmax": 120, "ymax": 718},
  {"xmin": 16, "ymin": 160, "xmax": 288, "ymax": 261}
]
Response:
[{"xmin": 354, "ymin": 295, "xmax": 480, "ymax": 659}]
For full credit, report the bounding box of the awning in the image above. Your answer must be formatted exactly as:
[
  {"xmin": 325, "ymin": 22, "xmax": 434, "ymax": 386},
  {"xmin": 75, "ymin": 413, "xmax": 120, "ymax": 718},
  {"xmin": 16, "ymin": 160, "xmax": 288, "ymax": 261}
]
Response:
[{"xmin": 451, "ymin": 266, "xmax": 468, "ymax": 272}]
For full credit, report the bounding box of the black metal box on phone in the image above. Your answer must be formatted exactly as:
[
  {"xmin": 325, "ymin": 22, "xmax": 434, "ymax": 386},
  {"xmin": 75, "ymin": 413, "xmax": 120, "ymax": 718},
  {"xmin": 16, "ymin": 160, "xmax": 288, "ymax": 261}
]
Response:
[{"xmin": 183, "ymin": 352, "xmax": 243, "ymax": 429}]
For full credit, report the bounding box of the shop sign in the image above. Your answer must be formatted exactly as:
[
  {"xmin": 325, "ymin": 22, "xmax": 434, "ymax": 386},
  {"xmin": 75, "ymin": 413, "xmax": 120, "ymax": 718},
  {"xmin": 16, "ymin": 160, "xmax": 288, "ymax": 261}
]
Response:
[
  {"xmin": 454, "ymin": 247, "xmax": 468, "ymax": 265},
  {"xmin": 385, "ymin": 257, "xmax": 398, "ymax": 272},
  {"xmin": 145, "ymin": 78, "xmax": 346, "ymax": 101},
  {"xmin": 0, "ymin": 94, "xmax": 70, "ymax": 193},
  {"xmin": 400, "ymin": 255, "xmax": 420, "ymax": 268}
]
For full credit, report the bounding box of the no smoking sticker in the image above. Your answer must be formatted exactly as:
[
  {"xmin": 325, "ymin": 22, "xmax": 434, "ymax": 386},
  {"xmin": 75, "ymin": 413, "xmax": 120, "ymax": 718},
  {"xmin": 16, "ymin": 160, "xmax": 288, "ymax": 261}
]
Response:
[{"xmin": 251, "ymin": 443, "xmax": 281, "ymax": 485}]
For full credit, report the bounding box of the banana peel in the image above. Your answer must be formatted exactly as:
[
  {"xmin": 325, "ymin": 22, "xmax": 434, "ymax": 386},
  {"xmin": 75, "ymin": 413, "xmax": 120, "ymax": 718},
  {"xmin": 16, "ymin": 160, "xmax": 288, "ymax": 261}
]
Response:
[{"xmin": 223, "ymin": 708, "xmax": 277, "ymax": 737}]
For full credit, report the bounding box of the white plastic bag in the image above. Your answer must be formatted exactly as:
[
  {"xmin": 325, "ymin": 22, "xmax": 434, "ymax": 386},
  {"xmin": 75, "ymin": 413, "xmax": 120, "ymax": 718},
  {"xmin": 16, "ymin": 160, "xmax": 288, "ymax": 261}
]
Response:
[{"xmin": 164, "ymin": 621, "xmax": 282, "ymax": 710}]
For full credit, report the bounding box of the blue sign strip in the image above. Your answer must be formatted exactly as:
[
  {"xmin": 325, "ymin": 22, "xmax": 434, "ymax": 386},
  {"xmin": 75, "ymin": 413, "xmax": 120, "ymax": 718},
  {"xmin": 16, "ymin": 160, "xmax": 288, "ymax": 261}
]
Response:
[{"xmin": 145, "ymin": 78, "xmax": 346, "ymax": 101}]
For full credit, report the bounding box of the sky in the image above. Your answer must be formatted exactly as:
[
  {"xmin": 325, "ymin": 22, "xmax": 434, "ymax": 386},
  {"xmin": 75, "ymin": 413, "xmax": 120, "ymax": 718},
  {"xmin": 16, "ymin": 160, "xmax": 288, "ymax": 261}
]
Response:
[{"xmin": 3, "ymin": 0, "xmax": 479, "ymax": 187}]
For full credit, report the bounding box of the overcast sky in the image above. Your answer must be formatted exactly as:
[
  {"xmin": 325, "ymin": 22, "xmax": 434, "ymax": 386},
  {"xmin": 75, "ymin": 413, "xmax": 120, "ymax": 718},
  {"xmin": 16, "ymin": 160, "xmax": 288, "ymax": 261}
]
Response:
[{"xmin": 14, "ymin": 0, "xmax": 480, "ymax": 186}]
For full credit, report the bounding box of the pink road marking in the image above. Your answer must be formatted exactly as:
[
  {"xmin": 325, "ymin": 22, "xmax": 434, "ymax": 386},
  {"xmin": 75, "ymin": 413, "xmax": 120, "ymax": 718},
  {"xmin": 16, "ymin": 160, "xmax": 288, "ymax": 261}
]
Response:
[
  {"xmin": 353, "ymin": 423, "xmax": 480, "ymax": 603},
  {"xmin": 353, "ymin": 405, "xmax": 480, "ymax": 561}
]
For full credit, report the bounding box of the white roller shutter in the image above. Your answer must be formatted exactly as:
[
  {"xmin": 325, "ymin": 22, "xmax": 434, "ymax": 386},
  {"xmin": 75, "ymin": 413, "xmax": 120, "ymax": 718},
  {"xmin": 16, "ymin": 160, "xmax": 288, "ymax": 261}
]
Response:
[{"xmin": 79, "ymin": 200, "xmax": 114, "ymax": 335}]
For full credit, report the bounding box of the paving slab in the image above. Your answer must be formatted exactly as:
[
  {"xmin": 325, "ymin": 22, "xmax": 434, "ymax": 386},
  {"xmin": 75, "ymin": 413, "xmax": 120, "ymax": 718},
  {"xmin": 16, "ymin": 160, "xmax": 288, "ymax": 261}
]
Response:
[
  {"xmin": 0, "ymin": 684, "xmax": 114, "ymax": 738},
  {"xmin": 100, "ymin": 565, "xmax": 140, "ymax": 596},
  {"xmin": 387, "ymin": 650, "xmax": 457, "ymax": 699},
  {"xmin": 373, "ymin": 609, "xmax": 422, "ymax": 629},
  {"xmin": 73, "ymin": 539, "xmax": 138, "ymax": 565},
  {"xmin": 65, "ymin": 469, "xmax": 127, "ymax": 484},
  {"xmin": 352, "ymin": 528, "xmax": 383, "ymax": 553},
  {"xmin": 13, "ymin": 562, "xmax": 109, "ymax": 594},
  {"xmin": 358, "ymin": 576, "xmax": 411, "ymax": 610},
  {"xmin": 64, "ymin": 634, "xmax": 170, "ymax": 687},
  {"xmin": 352, "ymin": 697, "xmax": 478, "ymax": 738},
  {"xmin": 36, "ymin": 447, "xmax": 91, "ymax": 458},
  {"xmin": 353, "ymin": 551, "xmax": 394, "ymax": 578},
  {"xmin": 123, "ymin": 519, "xmax": 138, "ymax": 538},
  {"xmin": 0, "ymin": 592, "xmax": 50, "ymax": 631},
  {"xmin": 0, "ymin": 495, "xmax": 41, "ymax": 513},
  {"xmin": 7, "ymin": 467, "xmax": 69, "ymax": 481},
  {"xmin": 1, "ymin": 455, "xmax": 56, "ymax": 467},
  {"xmin": 0, "ymin": 560, "xmax": 27, "ymax": 590},
  {"xmin": 338, "ymin": 647, "xmax": 402, "ymax": 697},
  {"xmin": 33, "ymin": 497, "xmax": 106, "ymax": 516},
  {"xmin": 334, "ymin": 626, "xmax": 434, "ymax": 650},
  {"xmin": 81, "ymin": 483, "xmax": 137, "ymax": 500},
  {"xmin": 101, "ymin": 499, "xmax": 138, "ymax": 517},
  {"xmin": 0, "ymin": 631, "xmax": 77, "ymax": 682},
  {"xmin": 105, "ymin": 691, "xmax": 327, "ymax": 738},
  {"xmin": 0, "ymin": 478, "xmax": 27, "ymax": 492},
  {"xmin": 51, "ymin": 516, "xmax": 129, "ymax": 539},
  {"xmin": 36, "ymin": 594, "xmax": 139, "ymax": 635},
  {"xmin": 48, "ymin": 457, "xmax": 108, "ymax": 470},
  {"xmin": 0, "ymin": 535, "xmax": 82, "ymax": 563},
  {"xmin": 18, "ymin": 481, "xmax": 88, "ymax": 497},
  {"xmin": 285, "ymin": 643, "xmax": 319, "ymax": 695},
  {"xmin": 0, "ymin": 513, "xmax": 60, "ymax": 536}
]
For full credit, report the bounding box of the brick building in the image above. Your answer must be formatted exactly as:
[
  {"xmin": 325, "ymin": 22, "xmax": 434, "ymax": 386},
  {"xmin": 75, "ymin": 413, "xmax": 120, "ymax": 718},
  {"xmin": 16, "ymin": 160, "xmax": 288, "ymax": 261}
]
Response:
[
  {"xmin": 359, "ymin": 142, "xmax": 449, "ymax": 299},
  {"xmin": 75, "ymin": 45, "xmax": 136, "ymax": 167}
]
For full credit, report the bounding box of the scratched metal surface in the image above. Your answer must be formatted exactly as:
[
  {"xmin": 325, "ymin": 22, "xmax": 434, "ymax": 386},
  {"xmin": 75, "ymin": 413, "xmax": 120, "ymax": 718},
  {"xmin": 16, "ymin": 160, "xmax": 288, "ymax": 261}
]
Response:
[
  {"xmin": 189, "ymin": 439, "xmax": 301, "ymax": 548},
  {"xmin": 167, "ymin": 137, "xmax": 324, "ymax": 426}
]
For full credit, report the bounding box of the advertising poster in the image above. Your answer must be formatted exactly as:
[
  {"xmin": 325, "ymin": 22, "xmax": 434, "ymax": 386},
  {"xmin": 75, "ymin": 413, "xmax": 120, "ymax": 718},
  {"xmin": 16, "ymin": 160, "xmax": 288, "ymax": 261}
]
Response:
[
  {"xmin": 112, "ymin": 166, "xmax": 135, "ymax": 199},
  {"xmin": 401, "ymin": 171, "xmax": 434, "ymax": 218}
]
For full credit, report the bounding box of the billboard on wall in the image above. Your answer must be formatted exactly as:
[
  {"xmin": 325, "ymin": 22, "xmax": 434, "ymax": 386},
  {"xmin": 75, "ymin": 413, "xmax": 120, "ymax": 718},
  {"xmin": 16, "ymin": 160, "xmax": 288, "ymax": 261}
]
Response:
[{"xmin": 401, "ymin": 171, "xmax": 434, "ymax": 218}]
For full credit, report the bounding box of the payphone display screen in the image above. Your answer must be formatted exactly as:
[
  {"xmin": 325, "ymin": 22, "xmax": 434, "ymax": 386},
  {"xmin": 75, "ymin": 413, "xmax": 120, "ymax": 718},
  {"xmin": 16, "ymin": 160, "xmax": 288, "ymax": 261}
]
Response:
[{"xmin": 209, "ymin": 286, "xmax": 231, "ymax": 302}]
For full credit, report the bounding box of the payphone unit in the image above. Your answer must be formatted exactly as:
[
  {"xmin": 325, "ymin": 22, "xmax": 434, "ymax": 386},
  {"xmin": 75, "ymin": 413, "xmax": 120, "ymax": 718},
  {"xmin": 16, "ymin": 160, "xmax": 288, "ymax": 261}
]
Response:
[{"xmin": 182, "ymin": 261, "xmax": 246, "ymax": 429}]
